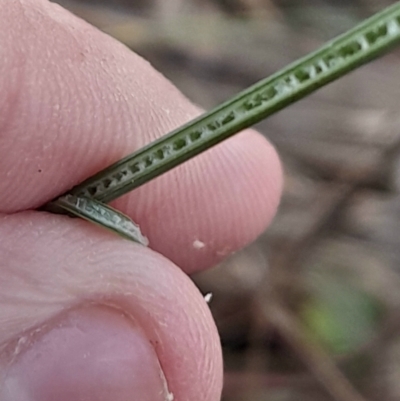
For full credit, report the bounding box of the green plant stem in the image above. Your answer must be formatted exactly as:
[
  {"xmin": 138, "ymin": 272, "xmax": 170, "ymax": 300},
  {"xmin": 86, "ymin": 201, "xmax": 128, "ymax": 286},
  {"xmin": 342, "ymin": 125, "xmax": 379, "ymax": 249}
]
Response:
[
  {"xmin": 48, "ymin": 2, "xmax": 400, "ymax": 206},
  {"xmin": 55, "ymin": 195, "xmax": 148, "ymax": 245},
  {"xmin": 43, "ymin": 2, "xmax": 400, "ymax": 243}
]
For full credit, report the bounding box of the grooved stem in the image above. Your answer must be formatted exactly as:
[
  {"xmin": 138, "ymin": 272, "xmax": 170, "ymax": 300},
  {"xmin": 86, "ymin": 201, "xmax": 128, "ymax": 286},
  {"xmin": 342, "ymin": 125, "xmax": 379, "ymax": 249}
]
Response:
[
  {"xmin": 51, "ymin": 2, "xmax": 400, "ymax": 205},
  {"xmin": 55, "ymin": 195, "xmax": 149, "ymax": 245}
]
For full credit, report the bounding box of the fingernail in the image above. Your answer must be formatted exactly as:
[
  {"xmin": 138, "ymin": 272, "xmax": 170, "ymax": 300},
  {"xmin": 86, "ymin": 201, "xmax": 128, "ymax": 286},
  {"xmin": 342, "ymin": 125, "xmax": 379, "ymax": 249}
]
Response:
[{"xmin": 2, "ymin": 305, "xmax": 173, "ymax": 401}]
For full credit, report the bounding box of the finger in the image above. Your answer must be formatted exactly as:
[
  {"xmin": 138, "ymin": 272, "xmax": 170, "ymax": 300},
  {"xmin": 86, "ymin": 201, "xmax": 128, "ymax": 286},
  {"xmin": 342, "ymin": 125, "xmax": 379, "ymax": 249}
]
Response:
[
  {"xmin": 0, "ymin": 0, "xmax": 282, "ymax": 272},
  {"xmin": 0, "ymin": 212, "xmax": 222, "ymax": 401}
]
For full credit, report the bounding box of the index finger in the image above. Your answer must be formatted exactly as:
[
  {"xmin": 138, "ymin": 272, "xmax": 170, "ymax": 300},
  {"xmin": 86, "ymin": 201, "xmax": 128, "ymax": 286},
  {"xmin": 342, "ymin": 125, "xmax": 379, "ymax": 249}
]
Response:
[{"xmin": 0, "ymin": 0, "xmax": 282, "ymax": 272}]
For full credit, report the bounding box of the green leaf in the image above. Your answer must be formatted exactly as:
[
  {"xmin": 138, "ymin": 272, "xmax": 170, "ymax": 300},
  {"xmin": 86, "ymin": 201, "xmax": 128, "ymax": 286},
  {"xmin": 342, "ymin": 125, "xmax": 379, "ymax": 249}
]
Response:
[{"xmin": 302, "ymin": 281, "xmax": 383, "ymax": 355}]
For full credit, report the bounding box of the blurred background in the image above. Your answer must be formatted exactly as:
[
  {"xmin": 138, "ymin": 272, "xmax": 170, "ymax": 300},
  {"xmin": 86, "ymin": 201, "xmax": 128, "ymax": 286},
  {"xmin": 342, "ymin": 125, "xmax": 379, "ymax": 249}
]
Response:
[{"xmin": 54, "ymin": 1, "xmax": 400, "ymax": 400}]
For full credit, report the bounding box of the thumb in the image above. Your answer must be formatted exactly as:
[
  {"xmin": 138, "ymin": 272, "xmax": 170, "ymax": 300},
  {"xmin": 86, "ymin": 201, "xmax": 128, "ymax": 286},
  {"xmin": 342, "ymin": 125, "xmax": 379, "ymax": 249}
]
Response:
[
  {"xmin": 3, "ymin": 306, "xmax": 173, "ymax": 401},
  {"xmin": 0, "ymin": 212, "xmax": 222, "ymax": 401}
]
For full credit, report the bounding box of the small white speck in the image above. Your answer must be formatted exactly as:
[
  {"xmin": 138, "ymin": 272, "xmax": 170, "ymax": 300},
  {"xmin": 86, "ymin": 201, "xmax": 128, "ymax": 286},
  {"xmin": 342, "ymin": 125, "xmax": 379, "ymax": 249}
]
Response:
[
  {"xmin": 13, "ymin": 336, "xmax": 28, "ymax": 357},
  {"xmin": 166, "ymin": 392, "xmax": 174, "ymax": 401},
  {"xmin": 204, "ymin": 293, "xmax": 213, "ymax": 303},
  {"xmin": 193, "ymin": 239, "xmax": 205, "ymax": 249}
]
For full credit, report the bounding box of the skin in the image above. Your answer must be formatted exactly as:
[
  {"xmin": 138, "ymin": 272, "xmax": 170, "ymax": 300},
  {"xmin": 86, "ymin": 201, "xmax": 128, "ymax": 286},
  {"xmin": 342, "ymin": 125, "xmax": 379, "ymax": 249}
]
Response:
[{"xmin": 0, "ymin": 1, "xmax": 283, "ymax": 400}]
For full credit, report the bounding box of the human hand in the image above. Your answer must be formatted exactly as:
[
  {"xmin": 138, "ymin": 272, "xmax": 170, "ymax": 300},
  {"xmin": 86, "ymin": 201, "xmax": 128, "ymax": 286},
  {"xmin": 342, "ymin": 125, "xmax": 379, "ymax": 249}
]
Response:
[{"xmin": 0, "ymin": 1, "xmax": 282, "ymax": 400}]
